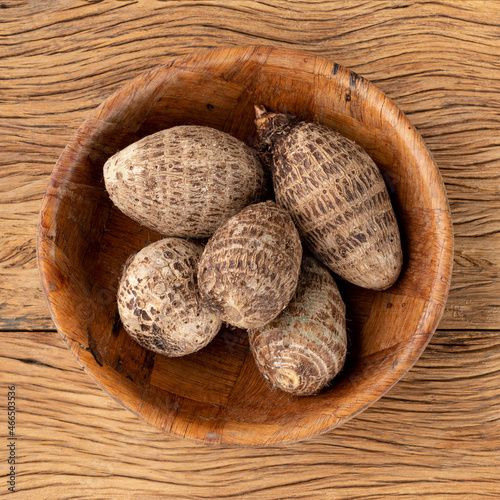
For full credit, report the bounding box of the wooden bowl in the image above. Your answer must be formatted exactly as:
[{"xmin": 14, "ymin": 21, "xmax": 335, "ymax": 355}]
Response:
[{"xmin": 37, "ymin": 46, "xmax": 453, "ymax": 445}]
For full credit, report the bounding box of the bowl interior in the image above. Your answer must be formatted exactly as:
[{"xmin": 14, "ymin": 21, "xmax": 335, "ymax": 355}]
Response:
[{"xmin": 37, "ymin": 46, "xmax": 453, "ymax": 445}]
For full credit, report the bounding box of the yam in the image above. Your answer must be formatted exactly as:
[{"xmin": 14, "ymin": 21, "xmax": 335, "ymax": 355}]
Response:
[
  {"xmin": 249, "ymin": 254, "xmax": 347, "ymax": 396},
  {"xmin": 117, "ymin": 237, "xmax": 222, "ymax": 356},
  {"xmin": 255, "ymin": 106, "xmax": 403, "ymax": 290},
  {"xmin": 197, "ymin": 200, "xmax": 302, "ymax": 329},
  {"xmin": 104, "ymin": 125, "xmax": 267, "ymax": 238}
]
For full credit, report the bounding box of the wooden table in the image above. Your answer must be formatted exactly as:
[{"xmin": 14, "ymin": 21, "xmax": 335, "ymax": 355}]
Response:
[{"xmin": 2, "ymin": 1, "xmax": 499, "ymax": 498}]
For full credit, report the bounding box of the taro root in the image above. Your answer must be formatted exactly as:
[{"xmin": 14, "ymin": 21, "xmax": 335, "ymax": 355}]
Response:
[
  {"xmin": 117, "ymin": 237, "xmax": 222, "ymax": 357},
  {"xmin": 249, "ymin": 254, "xmax": 347, "ymax": 396},
  {"xmin": 197, "ymin": 200, "xmax": 302, "ymax": 329},
  {"xmin": 255, "ymin": 106, "xmax": 403, "ymax": 290},
  {"xmin": 104, "ymin": 125, "xmax": 267, "ymax": 238}
]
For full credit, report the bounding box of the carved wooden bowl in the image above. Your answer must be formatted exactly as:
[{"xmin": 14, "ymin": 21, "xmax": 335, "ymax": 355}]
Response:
[{"xmin": 37, "ymin": 46, "xmax": 453, "ymax": 445}]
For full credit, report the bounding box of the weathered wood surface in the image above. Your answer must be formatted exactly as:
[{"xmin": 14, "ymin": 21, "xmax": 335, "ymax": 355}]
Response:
[
  {"xmin": 2, "ymin": 330, "xmax": 500, "ymax": 499},
  {"xmin": 1, "ymin": 0, "xmax": 500, "ymax": 497}
]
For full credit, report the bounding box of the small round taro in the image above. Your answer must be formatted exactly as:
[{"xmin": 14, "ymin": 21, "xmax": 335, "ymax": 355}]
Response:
[
  {"xmin": 117, "ymin": 237, "xmax": 222, "ymax": 357},
  {"xmin": 198, "ymin": 200, "xmax": 303, "ymax": 329},
  {"xmin": 249, "ymin": 254, "xmax": 347, "ymax": 396}
]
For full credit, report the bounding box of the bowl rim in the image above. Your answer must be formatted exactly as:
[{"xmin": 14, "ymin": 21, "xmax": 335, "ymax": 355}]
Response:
[{"xmin": 36, "ymin": 45, "xmax": 454, "ymax": 445}]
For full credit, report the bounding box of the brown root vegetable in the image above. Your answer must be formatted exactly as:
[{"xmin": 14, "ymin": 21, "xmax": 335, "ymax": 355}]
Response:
[
  {"xmin": 104, "ymin": 125, "xmax": 268, "ymax": 238},
  {"xmin": 249, "ymin": 254, "xmax": 347, "ymax": 396},
  {"xmin": 255, "ymin": 106, "xmax": 403, "ymax": 291},
  {"xmin": 197, "ymin": 200, "xmax": 302, "ymax": 329},
  {"xmin": 117, "ymin": 237, "xmax": 222, "ymax": 357}
]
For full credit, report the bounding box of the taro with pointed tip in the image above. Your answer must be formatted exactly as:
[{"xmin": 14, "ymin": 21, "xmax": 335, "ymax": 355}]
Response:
[{"xmin": 255, "ymin": 106, "xmax": 403, "ymax": 291}]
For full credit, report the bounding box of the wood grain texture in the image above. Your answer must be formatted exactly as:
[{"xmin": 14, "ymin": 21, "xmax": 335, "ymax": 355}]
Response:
[
  {"xmin": 1, "ymin": 0, "xmax": 500, "ymax": 496},
  {"xmin": 1, "ymin": 0, "xmax": 499, "ymax": 329},
  {"xmin": 1, "ymin": 330, "xmax": 499, "ymax": 499}
]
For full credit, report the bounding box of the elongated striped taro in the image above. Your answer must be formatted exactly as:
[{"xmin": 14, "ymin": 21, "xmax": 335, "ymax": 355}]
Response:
[
  {"xmin": 249, "ymin": 254, "xmax": 347, "ymax": 396},
  {"xmin": 197, "ymin": 200, "xmax": 302, "ymax": 329},
  {"xmin": 104, "ymin": 125, "xmax": 267, "ymax": 238},
  {"xmin": 255, "ymin": 106, "xmax": 403, "ymax": 290}
]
